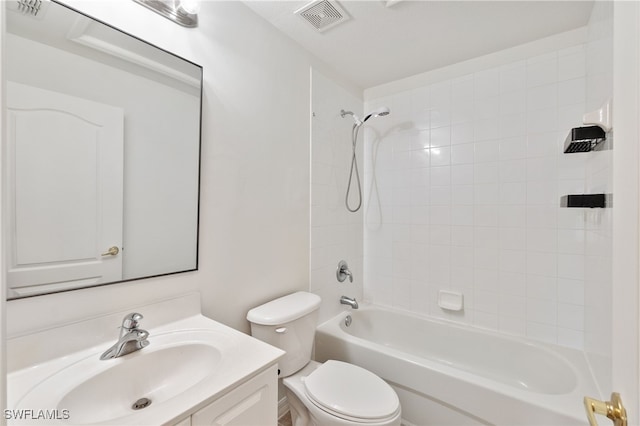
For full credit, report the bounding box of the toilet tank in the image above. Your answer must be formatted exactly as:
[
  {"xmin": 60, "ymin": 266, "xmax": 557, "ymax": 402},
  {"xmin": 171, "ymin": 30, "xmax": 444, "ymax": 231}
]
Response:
[{"xmin": 247, "ymin": 292, "xmax": 321, "ymax": 377}]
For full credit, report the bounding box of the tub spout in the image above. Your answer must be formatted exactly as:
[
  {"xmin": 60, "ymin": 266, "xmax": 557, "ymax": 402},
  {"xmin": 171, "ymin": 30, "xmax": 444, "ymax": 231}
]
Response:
[{"xmin": 340, "ymin": 295, "xmax": 359, "ymax": 309}]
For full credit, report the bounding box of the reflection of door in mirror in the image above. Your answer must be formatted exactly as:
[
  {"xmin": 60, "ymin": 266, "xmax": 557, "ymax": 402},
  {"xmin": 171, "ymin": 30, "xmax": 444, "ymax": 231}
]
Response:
[{"xmin": 7, "ymin": 82, "xmax": 124, "ymax": 298}]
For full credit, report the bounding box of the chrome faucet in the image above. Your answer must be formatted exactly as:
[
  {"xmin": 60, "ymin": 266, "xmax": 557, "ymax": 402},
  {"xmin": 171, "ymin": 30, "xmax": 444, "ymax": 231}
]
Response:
[
  {"xmin": 340, "ymin": 295, "xmax": 359, "ymax": 309},
  {"xmin": 100, "ymin": 313, "xmax": 150, "ymax": 360}
]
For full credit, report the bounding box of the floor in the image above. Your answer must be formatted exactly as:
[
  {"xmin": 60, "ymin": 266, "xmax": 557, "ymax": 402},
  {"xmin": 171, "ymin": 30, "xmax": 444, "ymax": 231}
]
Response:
[{"xmin": 278, "ymin": 411, "xmax": 292, "ymax": 426}]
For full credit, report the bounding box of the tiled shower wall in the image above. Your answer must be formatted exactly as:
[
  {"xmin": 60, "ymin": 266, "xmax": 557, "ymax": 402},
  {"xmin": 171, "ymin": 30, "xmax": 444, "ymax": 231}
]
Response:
[
  {"xmin": 310, "ymin": 70, "xmax": 364, "ymax": 323},
  {"xmin": 362, "ymin": 31, "xmax": 592, "ymax": 349}
]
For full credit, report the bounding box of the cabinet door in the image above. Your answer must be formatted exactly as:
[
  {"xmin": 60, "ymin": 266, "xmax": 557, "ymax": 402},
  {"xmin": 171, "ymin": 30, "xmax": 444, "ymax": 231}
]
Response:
[
  {"xmin": 172, "ymin": 417, "xmax": 191, "ymax": 426},
  {"xmin": 191, "ymin": 365, "xmax": 278, "ymax": 426}
]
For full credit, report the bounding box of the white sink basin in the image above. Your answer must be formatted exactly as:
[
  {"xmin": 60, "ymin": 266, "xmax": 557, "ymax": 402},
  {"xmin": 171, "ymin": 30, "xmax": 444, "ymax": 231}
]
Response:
[{"xmin": 11, "ymin": 328, "xmax": 242, "ymax": 425}]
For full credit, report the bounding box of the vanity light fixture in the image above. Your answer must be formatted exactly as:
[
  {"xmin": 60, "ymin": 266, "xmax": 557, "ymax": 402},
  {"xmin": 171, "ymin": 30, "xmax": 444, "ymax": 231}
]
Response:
[{"xmin": 132, "ymin": 0, "xmax": 200, "ymax": 28}]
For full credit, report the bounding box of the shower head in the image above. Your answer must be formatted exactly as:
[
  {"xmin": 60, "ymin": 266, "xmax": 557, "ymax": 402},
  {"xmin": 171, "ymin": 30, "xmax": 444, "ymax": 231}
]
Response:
[{"xmin": 363, "ymin": 106, "xmax": 391, "ymax": 122}]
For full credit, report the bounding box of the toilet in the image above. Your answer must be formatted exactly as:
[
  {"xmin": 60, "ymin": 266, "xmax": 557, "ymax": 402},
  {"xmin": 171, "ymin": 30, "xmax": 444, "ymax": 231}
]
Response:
[{"xmin": 247, "ymin": 291, "xmax": 401, "ymax": 426}]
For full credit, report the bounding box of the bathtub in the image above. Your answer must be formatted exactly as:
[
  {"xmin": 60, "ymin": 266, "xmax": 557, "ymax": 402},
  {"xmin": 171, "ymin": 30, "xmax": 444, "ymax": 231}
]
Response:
[{"xmin": 315, "ymin": 305, "xmax": 600, "ymax": 426}]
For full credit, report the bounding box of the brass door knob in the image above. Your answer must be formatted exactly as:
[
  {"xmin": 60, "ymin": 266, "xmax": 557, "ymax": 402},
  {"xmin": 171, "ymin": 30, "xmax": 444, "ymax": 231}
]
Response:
[
  {"xmin": 101, "ymin": 246, "xmax": 120, "ymax": 256},
  {"xmin": 584, "ymin": 393, "xmax": 627, "ymax": 426}
]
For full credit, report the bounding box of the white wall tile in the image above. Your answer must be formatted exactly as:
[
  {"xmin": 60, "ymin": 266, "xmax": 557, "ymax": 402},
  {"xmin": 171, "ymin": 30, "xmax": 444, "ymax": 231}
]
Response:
[
  {"xmin": 452, "ymin": 74, "xmax": 474, "ymax": 103},
  {"xmin": 558, "ymin": 229, "xmax": 585, "ymax": 254},
  {"xmin": 451, "ymin": 205, "xmax": 474, "ymax": 226},
  {"xmin": 527, "ymin": 322, "xmax": 557, "ymax": 344},
  {"xmin": 499, "ymin": 249, "xmax": 527, "ymax": 273},
  {"xmin": 362, "ymin": 39, "xmax": 593, "ymax": 351},
  {"xmin": 431, "ymin": 80, "xmax": 452, "ymax": 107},
  {"xmin": 527, "ymin": 274, "xmax": 557, "ymax": 300},
  {"xmin": 475, "ymin": 118, "xmax": 500, "ymax": 141},
  {"xmin": 451, "ymin": 144, "xmax": 475, "ymax": 165},
  {"xmin": 475, "ymin": 97, "xmax": 500, "ymax": 120},
  {"xmin": 452, "ymin": 104, "xmax": 475, "ymax": 125},
  {"xmin": 527, "ymin": 108, "xmax": 558, "ymax": 134},
  {"xmin": 451, "ymin": 164, "xmax": 474, "ymax": 185},
  {"xmin": 558, "ymin": 78, "xmax": 586, "ymax": 106},
  {"xmin": 558, "ymin": 303, "xmax": 584, "ymax": 330},
  {"xmin": 527, "ymin": 133, "xmax": 560, "ymax": 158},
  {"xmin": 527, "ymin": 84, "xmax": 558, "ymax": 111},
  {"xmin": 500, "ymin": 182, "xmax": 527, "ymax": 205},
  {"xmin": 499, "ymin": 160, "xmax": 527, "ymax": 182},
  {"xmin": 499, "ymin": 205, "xmax": 526, "ymax": 228},
  {"xmin": 500, "ymin": 61, "xmax": 526, "ymax": 94},
  {"xmin": 475, "ymin": 162, "xmax": 499, "ymax": 183},
  {"xmin": 474, "ymin": 140, "xmax": 500, "ymax": 163},
  {"xmin": 475, "ymin": 68, "xmax": 501, "ymax": 99},
  {"xmin": 411, "ymin": 148, "xmax": 431, "ymax": 168},
  {"xmin": 430, "ymin": 147, "xmax": 451, "ymax": 166},
  {"xmin": 499, "ymin": 137, "xmax": 527, "ymax": 160},
  {"xmin": 431, "ymin": 126, "xmax": 451, "ymax": 147},
  {"xmin": 499, "ymin": 294, "xmax": 527, "ymax": 318},
  {"xmin": 499, "ymin": 271, "xmax": 527, "ymax": 296},
  {"xmin": 430, "ymin": 166, "xmax": 451, "ymax": 186},
  {"xmin": 474, "ymin": 311, "xmax": 499, "ymax": 331},
  {"xmin": 474, "ymin": 227, "xmax": 500, "ymax": 249},
  {"xmin": 500, "ymin": 228, "xmax": 526, "ymax": 250},
  {"xmin": 452, "ymin": 226, "xmax": 474, "ymax": 247},
  {"xmin": 474, "ymin": 205, "xmax": 499, "ymax": 227},
  {"xmin": 474, "ymin": 184, "xmax": 500, "ymax": 205},
  {"xmin": 451, "ymin": 122, "xmax": 474, "ymax": 144},
  {"xmin": 526, "ymin": 252, "xmax": 557, "ymax": 277},
  {"xmin": 452, "ymin": 185, "xmax": 474, "ymax": 205},
  {"xmin": 527, "ymin": 54, "xmax": 558, "ymax": 88},
  {"xmin": 559, "ymin": 50, "xmax": 586, "ymax": 81},
  {"xmin": 499, "ymin": 114, "xmax": 526, "ymax": 138},
  {"xmin": 558, "ymin": 253, "xmax": 585, "ymax": 280},
  {"xmin": 500, "ymin": 91, "xmax": 527, "ymax": 115},
  {"xmin": 527, "ymin": 298, "xmax": 557, "ymax": 325}
]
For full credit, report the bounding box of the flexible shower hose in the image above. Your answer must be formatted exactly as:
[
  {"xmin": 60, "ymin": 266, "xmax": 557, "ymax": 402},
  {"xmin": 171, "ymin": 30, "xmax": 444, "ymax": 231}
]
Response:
[{"xmin": 345, "ymin": 123, "xmax": 363, "ymax": 213}]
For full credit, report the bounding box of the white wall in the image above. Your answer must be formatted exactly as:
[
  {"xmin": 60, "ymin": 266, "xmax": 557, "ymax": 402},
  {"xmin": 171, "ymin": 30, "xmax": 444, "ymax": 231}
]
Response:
[
  {"xmin": 4, "ymin": 0, "xmax": 360, "ymax": 337},
  {"xmin": 362, "ymin": 29, "xmax": 592, "ymax": 349},
  {"xmin": 0, "ymin": 0, "xmax": 7, "ymax": 419},
  {"xmin": 310, "ymin": 70, "xmax": 363, "ymax": 323}
]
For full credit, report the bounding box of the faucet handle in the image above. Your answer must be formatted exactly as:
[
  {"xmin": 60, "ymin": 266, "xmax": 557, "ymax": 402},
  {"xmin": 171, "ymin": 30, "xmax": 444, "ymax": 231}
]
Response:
[
  {"xmin": 337, "ymin": 260, "xmax": 354, "ymax": 283},
  {"xmin": 122, "ymin": 312, "xmax": 143, "ymax": 330}
]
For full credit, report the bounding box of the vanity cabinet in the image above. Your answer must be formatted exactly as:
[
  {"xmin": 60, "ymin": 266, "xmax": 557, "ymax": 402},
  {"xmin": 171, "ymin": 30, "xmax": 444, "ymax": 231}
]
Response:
[{"xmin": 172, "ymin": 365, "xmax": 278, "ymax": 426}]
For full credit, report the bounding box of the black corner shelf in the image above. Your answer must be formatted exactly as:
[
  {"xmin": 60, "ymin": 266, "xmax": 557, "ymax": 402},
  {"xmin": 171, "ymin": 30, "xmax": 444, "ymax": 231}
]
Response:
[
  {"xmin": 563, "ymin": 126, "xmax": 606, "ymax": 153},
  {"xmin": 560, "ymin": 194, "xmax": 609, "ymax": 208}
]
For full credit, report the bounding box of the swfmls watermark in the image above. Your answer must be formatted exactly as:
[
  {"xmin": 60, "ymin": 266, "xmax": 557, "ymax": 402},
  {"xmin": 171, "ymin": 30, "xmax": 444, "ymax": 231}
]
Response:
[{"xmin": 4, "ymin": 409, "xmax": 70, "ymax": 421}]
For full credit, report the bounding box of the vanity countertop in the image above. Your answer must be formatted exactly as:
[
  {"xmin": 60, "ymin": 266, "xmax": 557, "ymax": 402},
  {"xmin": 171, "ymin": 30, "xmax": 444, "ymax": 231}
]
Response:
[{"xmin": 6, "ymin": 297, "xmax": 284, "ymax": 425}]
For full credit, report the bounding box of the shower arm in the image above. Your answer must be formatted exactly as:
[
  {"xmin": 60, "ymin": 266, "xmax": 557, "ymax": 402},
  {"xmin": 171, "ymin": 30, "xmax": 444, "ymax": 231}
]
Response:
[{"xmin": 340, "ymin": 109, "xmax": 362, "ymax": 126}]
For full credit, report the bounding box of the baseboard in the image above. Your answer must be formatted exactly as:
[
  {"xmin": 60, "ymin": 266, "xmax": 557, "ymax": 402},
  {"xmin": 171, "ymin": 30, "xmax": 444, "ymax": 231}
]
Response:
[{"xmin": 278, "ymin": 396, "xmax": 289, "ymax": 420}]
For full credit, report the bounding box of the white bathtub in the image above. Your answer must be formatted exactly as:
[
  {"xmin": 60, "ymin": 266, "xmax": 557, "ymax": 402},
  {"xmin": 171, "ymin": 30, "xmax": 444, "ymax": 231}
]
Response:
[{"xmin": 315, "ymin": 305, "xmax": 600, "ymax": 426}]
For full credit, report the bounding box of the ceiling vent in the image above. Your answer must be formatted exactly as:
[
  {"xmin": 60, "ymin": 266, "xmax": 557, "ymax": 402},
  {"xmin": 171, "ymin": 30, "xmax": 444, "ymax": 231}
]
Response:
[
  {"xmin": 10, "ymin": 0, "xmax": 49, "ymax": 18},
  {"xmin": 294, "ymin": 0, "xmax": 350, "ymax": 33}
]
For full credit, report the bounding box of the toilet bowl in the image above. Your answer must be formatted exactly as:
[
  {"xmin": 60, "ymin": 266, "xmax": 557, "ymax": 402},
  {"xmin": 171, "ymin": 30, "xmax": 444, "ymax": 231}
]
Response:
[
  {"xmin": 247, "ymin": 292, "xmax": 401, "ymax": 426},
  {"xmin": 284, "ymin": 360, "xmax": 401, "ymax": 426}
]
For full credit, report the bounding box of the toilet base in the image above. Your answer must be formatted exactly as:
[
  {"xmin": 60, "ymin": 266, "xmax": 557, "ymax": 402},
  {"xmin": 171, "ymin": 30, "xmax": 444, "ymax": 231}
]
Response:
[{"xmin": 283, "ymin": 361, "xmax": 401, "ymax": 426}]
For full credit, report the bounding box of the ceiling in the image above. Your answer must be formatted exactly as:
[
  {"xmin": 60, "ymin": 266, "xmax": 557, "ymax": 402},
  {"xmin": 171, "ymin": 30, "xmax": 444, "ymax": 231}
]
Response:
[{"xmin": 243, "ymin": 0, "xmax": 595, "ymax": 89}]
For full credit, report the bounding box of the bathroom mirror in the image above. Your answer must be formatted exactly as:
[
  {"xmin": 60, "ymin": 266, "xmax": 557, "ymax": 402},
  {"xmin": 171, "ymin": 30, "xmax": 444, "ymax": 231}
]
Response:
[{"xmin": 5, "ymin": 1, "xmax": 202, "ymax": 299}]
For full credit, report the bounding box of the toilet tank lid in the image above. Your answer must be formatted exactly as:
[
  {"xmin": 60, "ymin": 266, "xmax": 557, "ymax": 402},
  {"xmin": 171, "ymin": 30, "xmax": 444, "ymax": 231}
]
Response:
[{"xmin": 247, "ymin": 292, "xmax": 321, "ymax": 325}]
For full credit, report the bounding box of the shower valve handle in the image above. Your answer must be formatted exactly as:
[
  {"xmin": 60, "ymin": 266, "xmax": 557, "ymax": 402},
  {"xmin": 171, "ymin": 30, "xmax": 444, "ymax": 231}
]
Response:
[{"xmin": 336, "ymin": 260, "xmax": 353, "ymax": 283}]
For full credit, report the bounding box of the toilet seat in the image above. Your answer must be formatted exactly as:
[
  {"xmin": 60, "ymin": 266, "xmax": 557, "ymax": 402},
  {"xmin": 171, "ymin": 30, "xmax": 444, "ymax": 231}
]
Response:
[{"xmin": 303, "ymin": 360, "xmax": 400, "ymax": 423}]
